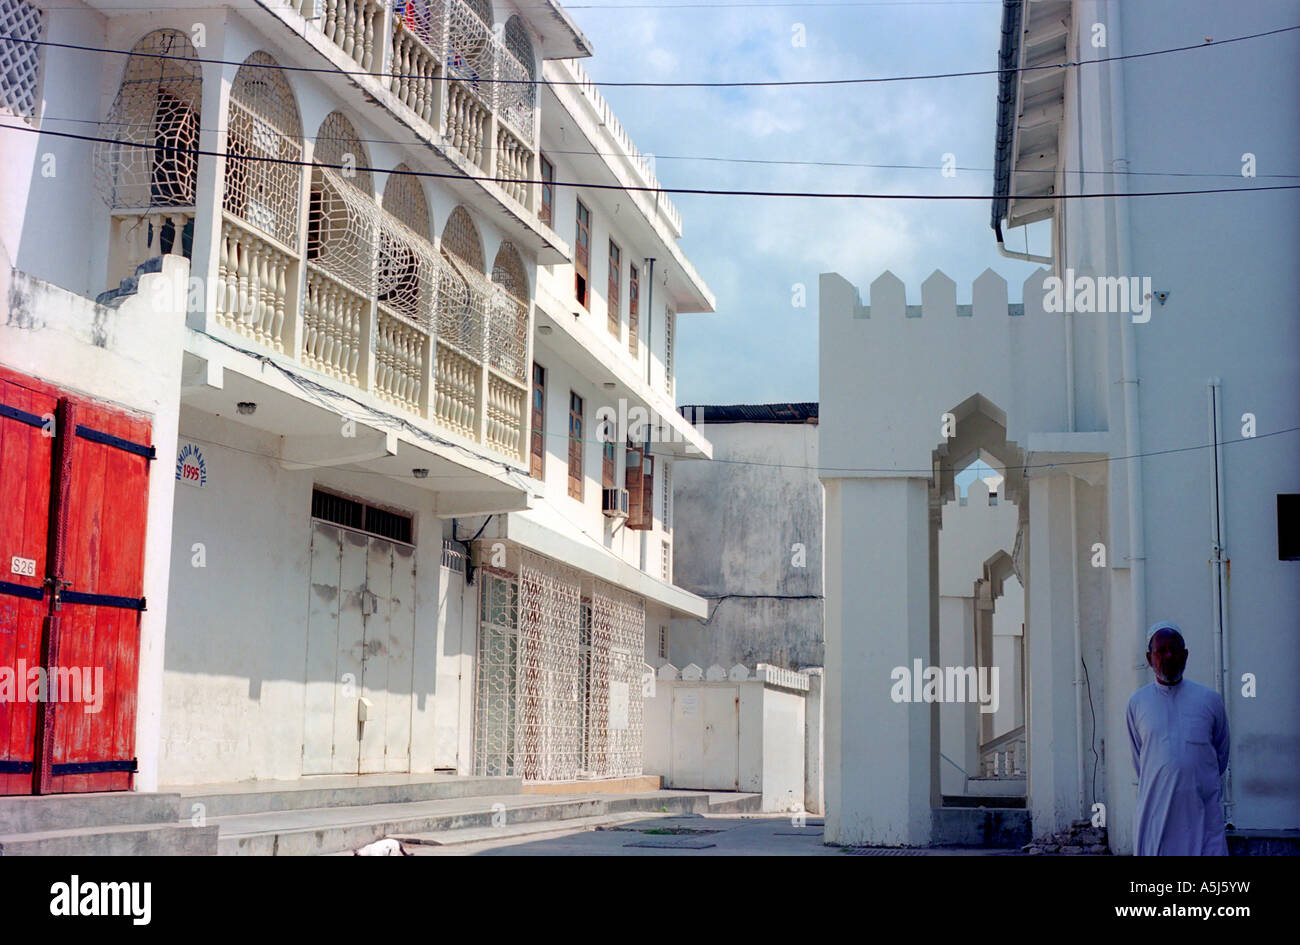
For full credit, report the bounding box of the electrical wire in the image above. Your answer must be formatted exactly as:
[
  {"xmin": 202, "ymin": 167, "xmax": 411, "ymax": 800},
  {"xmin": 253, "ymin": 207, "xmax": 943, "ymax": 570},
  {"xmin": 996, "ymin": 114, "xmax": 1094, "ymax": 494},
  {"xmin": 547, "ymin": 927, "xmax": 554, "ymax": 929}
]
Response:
[
  {"xmin": 39, "ymin": 113, "xmax": 1300, "ymax": 180},
  {"xmin": 5, "ymin": 22, "xmax": 1298, "ymax": 89},
  {"xmin": 8, "ymin": 122, "xmax": 1299, "ymax": 201}
]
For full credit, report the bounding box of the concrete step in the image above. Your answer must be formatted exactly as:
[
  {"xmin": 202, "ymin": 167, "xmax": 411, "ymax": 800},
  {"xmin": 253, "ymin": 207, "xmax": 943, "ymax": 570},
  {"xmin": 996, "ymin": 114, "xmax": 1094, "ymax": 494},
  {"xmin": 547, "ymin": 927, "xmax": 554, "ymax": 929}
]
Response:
[
  {"xmin": 932, "ymin": 806, "xmax": 1032, "ymax": 848},
  {"xmin": 942, "ymin": 793, "xmax": 1027, "ymax": 809},
  {"xmin": 173, "ymin": 774, "xmax": 522, "ymax": 819},
  {"xmin": 394, "ymin": 810, "xmax": 662, "ymax": 848},
  {"xmin": 0, "ymin": 792, "xmax": 183, "ymax": 834},
  {"xmin": 966, "ymin": 777, "xmax": 1027, "ymax": 797},
  {"xmin": 215, "ymin": 790, "xmax": 762, "ymax": 856},
  {"xmin": 0, "ymin": 821, "xmax": 219, "ymax": 856}
]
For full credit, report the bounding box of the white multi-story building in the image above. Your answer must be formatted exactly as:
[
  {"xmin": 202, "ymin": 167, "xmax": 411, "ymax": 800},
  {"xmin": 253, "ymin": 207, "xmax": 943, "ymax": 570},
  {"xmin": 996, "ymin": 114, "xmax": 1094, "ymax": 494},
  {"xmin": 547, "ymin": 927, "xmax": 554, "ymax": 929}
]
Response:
[
  {"xmin": 820, "ymin": 0, "xmax": 1298, "ymax": 852},
  {"xmin": 0, "ymin": 0, "xmax": 713, "ymax": 799}
]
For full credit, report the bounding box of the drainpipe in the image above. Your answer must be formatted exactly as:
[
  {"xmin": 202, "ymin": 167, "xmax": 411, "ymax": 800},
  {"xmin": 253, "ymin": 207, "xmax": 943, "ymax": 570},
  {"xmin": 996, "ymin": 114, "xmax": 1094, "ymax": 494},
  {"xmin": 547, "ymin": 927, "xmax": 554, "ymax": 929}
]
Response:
[
  {"xmin": 1105, "ymin": 8, "xmax": 1149, "ymax": 698},
  {"xmin": 1207, "ymin": 378, "xmax": 1233, "ymax": 820},
  {"xmin": 996, "ymin": 221, "xmax": 1055, "ymax": 266},
  {"xmin": 644, "ymin": 257, "xmax": 655, "ymax": 387}
]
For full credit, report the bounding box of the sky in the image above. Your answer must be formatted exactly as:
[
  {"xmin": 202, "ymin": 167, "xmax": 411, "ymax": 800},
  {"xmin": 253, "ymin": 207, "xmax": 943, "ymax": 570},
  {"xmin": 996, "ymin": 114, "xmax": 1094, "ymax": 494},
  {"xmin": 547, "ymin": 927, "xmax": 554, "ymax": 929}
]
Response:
[{"xmin": 563, "ymin": 0, "xmax": 1052, "ymax": 405}]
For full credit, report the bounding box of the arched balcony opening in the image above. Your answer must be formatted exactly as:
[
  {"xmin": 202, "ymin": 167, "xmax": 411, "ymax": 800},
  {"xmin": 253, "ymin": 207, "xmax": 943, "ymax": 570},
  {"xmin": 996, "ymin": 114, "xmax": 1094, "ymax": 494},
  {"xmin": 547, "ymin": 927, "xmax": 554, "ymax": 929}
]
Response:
[
  {"xmin": 94, "ymin": 29, "xmax": 201, "ymax": 287},
  {"xmin": 218, "ymin": 52, "xmax": 304, "ymax": 351},
  {"xmin": 302, "ymin": 111, "xmax": 377, "ymax": 384},
  {"xmin": 491, "ymin": 15, "xmax": 536, "ymax": 206},
  {"xmin": 434, "ymin": 206, "xmax": 490, "ymax": 440},
  {"xmin": 444, "ymin": 0, "xmax": 492, "ymax": 169},
  {"xmin": 373, "ymin": 166, "xmax": 439, "ymax": 414},
  {"xmin": 486, "ymin": 242, "xmax": 530, "ymax": 459}
]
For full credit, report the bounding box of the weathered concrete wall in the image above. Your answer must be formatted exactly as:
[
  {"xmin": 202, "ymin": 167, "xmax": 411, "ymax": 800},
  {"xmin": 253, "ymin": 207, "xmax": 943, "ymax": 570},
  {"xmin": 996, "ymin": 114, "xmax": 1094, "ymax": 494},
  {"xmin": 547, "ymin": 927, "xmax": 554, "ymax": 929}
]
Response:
[
  {"xmin": 670, "ymin": 421, "xmax": 823, "ymax": 669},
  {"xmin": 160, "ymin": 407, "xmax": 457, "ymax": 785},
  {"xmin": 0, "ymin": 255, "xmax": 188, "ymax": 792}
]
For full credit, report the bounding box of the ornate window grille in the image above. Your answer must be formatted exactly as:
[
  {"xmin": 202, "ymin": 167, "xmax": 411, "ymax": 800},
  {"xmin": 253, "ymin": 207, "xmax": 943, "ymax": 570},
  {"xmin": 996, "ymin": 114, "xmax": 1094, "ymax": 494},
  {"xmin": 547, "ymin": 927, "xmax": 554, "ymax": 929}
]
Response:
[
  {"xmin": 438, "ymin": 206, "xmax": 489, "ymax": 359},
  {"xmin": 94, "ymin": 29, "xmax": 201, "ymax": 212},
  {"xmin": 306, "ymin": 112, "xmax": 378, "ymax": 296},
  {"xmin": 489, "ymin": 242, "xmax": 529, "ymax": 383},
  {"xmin": 474, "ymin": 570, "xmax": 519, "ymax": 777},
  {"xmin": 496, "ymin": 15, "xmax": 536, "ymax": 145},
  {"xmin": 394, "ymin": 0, "xmax": 447, "ymax": 51},
  {"xmin": 0, "ymin": 0, "xmax": 43, "ymax": 121},
  {"xmin": 224, "ymin": 52, "xmax": 304, "ymax": 250},
  {"xmin": 472, "ymin": 554, "xmax": 648, "ymax": 782},
  {"xmin": 379, "ymin": 166, "xmax": 438, "ymax": 328},
  {"xmin": 445, "ymin": 0, "xmax": 493, "ymax": 93}
]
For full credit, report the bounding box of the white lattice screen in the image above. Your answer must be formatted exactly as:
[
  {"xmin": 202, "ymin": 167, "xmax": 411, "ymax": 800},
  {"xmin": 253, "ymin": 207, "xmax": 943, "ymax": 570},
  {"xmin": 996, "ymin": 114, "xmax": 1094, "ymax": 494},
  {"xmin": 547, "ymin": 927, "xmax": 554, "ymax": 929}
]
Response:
[
  {"xmin": 496, "ymin": 16, "xmax": 536, "ymax": 144},
  {"xmin": 94, "ymin": 29, "xmax": 201, "ymax": 210},
  {"xmin": 438, "ymin": 206, "xmax": 488, "ymax": 358},
  {"xmin": 0, "ymin": 0, "xmax": 43, "ymax": 121},
  {"xmin": 307, "ymin": 166, "xmax": 378, "ymax": 294},
  {"xmin": 224, "ymin": 52, "xmax": 303, "ymax": 250},
  {"xmin": 489, "ymin": 242, "xmax": 529, "ymax": 382},
  {"xmin": 592, "ymin": 579, "xmax": 647, "ymax": 778},
  {"xmin": 473, "ymin": 555, "xmax": 649, "ymax": 782}
]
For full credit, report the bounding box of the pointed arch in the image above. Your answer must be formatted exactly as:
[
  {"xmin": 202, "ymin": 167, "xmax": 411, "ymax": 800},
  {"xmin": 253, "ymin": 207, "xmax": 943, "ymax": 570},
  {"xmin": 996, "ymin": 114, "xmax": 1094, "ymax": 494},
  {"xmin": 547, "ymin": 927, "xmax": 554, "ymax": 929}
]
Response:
[
  {"xmin": 382, "ymin": 166, "xmax": 432, "ymax": 240},
  {"xmin": 224, "ymin": 51, "xmax": 304, "ymax": 249},
  {"xmin": 94, "ymin": 29, "xmax": 202, "ymax": 210},
  {"xmin": 312, "ymin": 111, "xmax": 372, "ymax": 195},
  {"xmin": 489, "ymin": 241, "xmax": 529, "ymax": 382},
  {"xmin": 441, "ymin": 205, "xmax": 484, "ymax": 272}
]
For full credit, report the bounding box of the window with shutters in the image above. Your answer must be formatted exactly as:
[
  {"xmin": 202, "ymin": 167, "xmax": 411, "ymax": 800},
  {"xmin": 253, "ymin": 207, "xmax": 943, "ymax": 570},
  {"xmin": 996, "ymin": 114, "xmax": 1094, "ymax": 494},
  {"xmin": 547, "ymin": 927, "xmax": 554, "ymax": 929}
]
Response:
[
  {"xmin": 664, "ymin": 308, "xmax": 675, "ymax": 396},
  {"xmin": 530, "ymin": 362, "xmax": 546, "ymax": 480},
  {"xmin": 539, "ymin": 154, "xmax": 554, "ymax": 227},
  {"xmin": 574, "ymin": 200, "xmax": 591, "ymax": 308},
  {"xmin": 568, "ymin": 391, "xmax": 584, "ymax": 500},
  {"xmin": 625, "ymin": 443, "xmax": 643, "ymax": 525},
  {"xmin": 607, "ymin": 240, "xmax": 621, "ymax": 337},
  {"xmin": 602, "ymin": 439, "xmax": 616, "ymax": 490},
  {"xmin": 626, "ymin": 444, "xmax": 653, "ymax": 530},
  {"xmin": 628, "ymin": 263, "xmax": 639, "ymax": 356}
]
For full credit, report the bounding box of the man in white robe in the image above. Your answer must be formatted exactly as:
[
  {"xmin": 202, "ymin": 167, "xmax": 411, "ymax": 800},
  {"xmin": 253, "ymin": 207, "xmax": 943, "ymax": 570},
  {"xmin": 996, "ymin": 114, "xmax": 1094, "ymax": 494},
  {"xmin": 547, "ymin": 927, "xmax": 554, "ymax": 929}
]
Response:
[{"xmin": 1126, "ymin": 621, "xmax": 1230, "ymax": 856}]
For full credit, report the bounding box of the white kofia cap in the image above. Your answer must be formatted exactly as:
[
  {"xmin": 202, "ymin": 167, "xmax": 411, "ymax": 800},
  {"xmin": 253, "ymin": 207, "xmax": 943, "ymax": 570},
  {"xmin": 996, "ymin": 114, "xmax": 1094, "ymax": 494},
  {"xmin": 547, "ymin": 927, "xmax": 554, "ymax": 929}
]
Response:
[{"xmin": 1146, "ymin": 620, "xmax": 1184, "ymax": 644}]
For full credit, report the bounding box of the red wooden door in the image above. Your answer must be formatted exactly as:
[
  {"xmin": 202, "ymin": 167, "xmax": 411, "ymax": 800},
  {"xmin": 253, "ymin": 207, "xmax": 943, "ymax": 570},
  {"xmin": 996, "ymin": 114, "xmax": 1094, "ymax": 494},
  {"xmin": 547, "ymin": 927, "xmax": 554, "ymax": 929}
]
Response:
[
  {"xmin": 0, "ymin": 366, "xmax": 152, "ymax": 795},
  {"xmin": 0, "ymin": 373, "xmax": 57, "ymax": 795}
]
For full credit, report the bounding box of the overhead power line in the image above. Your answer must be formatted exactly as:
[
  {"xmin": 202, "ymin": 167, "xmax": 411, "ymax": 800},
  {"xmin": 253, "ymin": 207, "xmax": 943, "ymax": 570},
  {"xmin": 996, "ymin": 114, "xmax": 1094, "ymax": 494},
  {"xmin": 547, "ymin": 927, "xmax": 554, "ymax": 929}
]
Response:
[
  {"xmin": 6, "ymin": 122, "xmax": 1299, "ymax": 201},
  {"xmin": 3, "ymin": 22, "xmax": 1297, "ymax": 89},
  {"xmin": 40, "ymin": 113, "xmax": 1300, "ymax": 180}
]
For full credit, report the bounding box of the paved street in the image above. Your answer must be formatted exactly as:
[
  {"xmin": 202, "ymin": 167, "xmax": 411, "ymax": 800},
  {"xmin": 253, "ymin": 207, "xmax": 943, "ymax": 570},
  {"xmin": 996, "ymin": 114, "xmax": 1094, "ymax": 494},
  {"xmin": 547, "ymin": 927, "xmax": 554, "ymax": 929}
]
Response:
[{"xmin": 408, "ymin": 813, "xmax": 1018, "ymax": 856}]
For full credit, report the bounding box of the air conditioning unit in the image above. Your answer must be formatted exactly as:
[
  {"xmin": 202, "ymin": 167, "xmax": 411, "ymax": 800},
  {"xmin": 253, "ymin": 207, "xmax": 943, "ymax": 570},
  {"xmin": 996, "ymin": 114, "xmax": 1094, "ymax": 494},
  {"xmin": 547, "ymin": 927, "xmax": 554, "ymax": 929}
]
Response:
[{"xmin": 602, "ymin": 487, "xmax": 629, "ymax": 519}]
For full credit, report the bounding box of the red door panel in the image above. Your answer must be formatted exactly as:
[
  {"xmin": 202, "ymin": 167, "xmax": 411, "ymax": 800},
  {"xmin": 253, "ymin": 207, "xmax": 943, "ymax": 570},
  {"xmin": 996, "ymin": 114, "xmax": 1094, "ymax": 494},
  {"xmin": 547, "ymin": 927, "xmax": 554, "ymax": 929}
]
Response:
[
  {"xmin": 43, "ymin": 400, "xmax": 151, "ymax": 794},
  {"xmin": 0, "ymin": 378, "xmax": 57, "ymax": 795}
]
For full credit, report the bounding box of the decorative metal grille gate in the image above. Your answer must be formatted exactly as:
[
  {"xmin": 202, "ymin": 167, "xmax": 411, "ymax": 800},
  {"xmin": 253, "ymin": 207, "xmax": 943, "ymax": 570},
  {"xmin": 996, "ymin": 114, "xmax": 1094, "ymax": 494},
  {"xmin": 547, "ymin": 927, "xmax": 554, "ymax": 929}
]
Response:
[{"xmin": 472, "ymin": 554, "xmax": 647, "ymax": 781}]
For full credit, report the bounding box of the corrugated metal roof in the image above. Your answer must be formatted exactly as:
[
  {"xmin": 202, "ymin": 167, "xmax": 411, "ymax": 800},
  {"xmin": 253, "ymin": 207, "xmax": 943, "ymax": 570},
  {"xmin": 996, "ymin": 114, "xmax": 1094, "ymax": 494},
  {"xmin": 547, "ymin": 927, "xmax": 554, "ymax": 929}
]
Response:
[{"xmin": 678, "ymin": 403, "xmax": 818, "ymax": 425}]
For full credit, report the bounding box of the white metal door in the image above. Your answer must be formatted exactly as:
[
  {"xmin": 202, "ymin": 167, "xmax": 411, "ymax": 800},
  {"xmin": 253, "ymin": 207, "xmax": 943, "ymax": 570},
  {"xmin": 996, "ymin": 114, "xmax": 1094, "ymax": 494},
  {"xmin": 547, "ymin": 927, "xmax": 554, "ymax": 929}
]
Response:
[
  {"xmin": 302, "ymin": 522, "xmax": 416, "ymax": 775},
  {"xmin": 669, "ymin": 686, "xmax": 739, "ymax": 790},
  {"xmin": 433, "ymin": 564, "xmax": 466, "ymax": 769}
]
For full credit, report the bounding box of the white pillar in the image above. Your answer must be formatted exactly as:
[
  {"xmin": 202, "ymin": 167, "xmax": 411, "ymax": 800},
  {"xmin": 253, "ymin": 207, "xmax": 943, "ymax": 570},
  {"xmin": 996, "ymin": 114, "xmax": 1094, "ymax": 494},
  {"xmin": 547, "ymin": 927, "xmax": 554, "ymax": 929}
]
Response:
[
  {"xmin": 1026, "ymin": 470, "xmax": 1082, "ymax": 835},
  {"xmin": 825, "ymin": 476, "xmax": 934, "ymax": 846}
]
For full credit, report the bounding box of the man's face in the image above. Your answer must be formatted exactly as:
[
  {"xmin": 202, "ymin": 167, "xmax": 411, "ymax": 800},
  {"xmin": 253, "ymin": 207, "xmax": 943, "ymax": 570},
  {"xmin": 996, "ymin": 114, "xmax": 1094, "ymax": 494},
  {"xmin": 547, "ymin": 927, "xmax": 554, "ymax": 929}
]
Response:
[{"xmin": 1147, "ymin": 630, "xmax": 1188, "ymax": 685}]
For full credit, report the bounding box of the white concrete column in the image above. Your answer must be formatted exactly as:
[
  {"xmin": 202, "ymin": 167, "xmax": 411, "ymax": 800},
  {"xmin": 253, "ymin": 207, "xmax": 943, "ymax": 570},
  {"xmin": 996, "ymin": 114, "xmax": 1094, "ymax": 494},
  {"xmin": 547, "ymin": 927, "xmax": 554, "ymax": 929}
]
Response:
[
  {"xmin": 1026, "ymin": 471, "xmax": 1082, "ymax": 835},
  {"xmin": 804, "ymin": 667, "xmax": 824, "ymax": 815},
  {"xmin": 824, "ymin": 476, "xmax": 933, "ymax": 846}
]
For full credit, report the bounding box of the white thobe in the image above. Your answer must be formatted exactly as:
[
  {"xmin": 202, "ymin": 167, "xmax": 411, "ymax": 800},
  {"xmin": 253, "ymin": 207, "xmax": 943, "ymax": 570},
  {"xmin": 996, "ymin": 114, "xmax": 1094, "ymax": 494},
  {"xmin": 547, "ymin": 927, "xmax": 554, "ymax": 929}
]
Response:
[{"xmin": 1126, "ymin": 678, "xmax": 1230, "ymax": 856}]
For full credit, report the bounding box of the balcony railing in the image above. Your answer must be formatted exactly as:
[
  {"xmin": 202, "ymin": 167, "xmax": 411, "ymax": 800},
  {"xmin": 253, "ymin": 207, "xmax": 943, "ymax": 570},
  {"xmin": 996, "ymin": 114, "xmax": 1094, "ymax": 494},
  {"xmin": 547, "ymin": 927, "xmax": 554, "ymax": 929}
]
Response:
[
  {"xmin": 139, "ymin": 201, "xmax": 526, "ymax": 464},
  {"xmin": 293, "ymin": 0, "xmax": 537, "ymax": 212},
  {"xmin": 979, "ymin": 725, "xmax": 1026, "ymax": 778}
]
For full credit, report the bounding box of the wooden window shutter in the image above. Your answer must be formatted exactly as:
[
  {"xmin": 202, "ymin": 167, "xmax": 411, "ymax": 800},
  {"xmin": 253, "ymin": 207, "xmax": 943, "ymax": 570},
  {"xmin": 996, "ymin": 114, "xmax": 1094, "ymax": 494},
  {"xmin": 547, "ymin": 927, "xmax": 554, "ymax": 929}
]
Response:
[
  {"xmin": 607, "ymin": 240, "xmax": 620, "ymax": 337},
  {"xmin": 539, "ymin": 155, "xmax": 554, "ymax": 227},
  {"xmin": 628, "ymin": 264, "xmax": 639, "ymax": 356},
  {"xmin": 640, "ymin": 454, "xmax": 655, "ymax": 530},
  {"xmin": 574, "ymin": 201, "xmax": 590, "ymax": 307},
  {"xmin": 568, "ymin": 391, "xmax": 583, "ymax": 500},
  {"xmin": 530, "ymin": 362, "xmax": 545, "ymax": 479},
  {"xmin": 602, "ymin": 440, "xmax": 616, "ymax": 490},
  {"xmin": 625, "ymin": 444, "xmax": 644, "ymax": 526}
]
